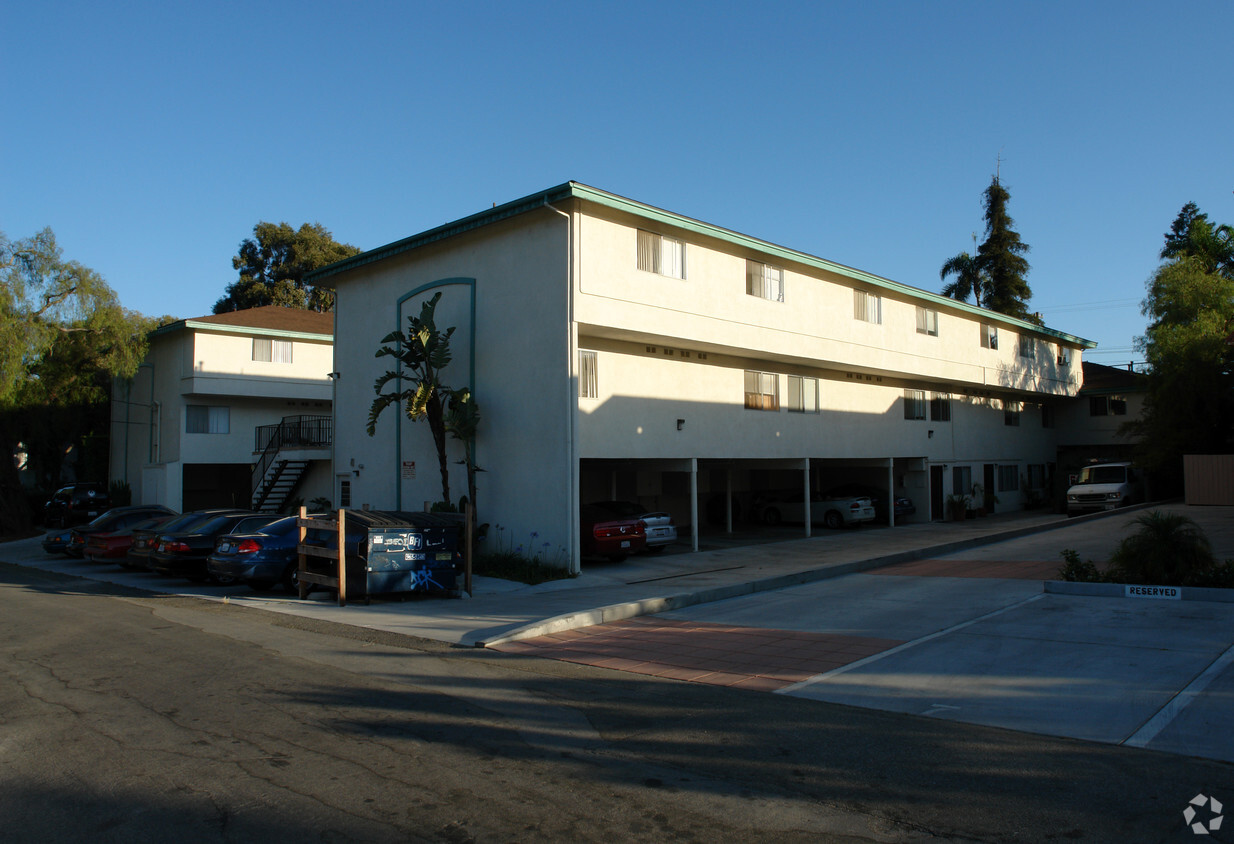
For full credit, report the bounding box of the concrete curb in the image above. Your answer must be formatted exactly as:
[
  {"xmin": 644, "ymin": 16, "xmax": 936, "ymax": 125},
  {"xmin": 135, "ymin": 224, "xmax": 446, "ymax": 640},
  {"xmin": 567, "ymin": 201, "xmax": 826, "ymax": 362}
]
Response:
[
  {"xmin": 472, "ymin": 508, "xmax": 1132, "ymax": 647},
  {"xmin": 1044, "ymin": 580, "xmax": 1234, "ymax": 603}
]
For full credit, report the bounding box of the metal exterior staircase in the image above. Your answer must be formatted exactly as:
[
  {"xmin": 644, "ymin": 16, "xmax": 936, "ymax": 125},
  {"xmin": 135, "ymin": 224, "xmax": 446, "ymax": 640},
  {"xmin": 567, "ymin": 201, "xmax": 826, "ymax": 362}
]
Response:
[{"xmin": 251, "ymin": 416, "xmax": 331, "ymax": 513}]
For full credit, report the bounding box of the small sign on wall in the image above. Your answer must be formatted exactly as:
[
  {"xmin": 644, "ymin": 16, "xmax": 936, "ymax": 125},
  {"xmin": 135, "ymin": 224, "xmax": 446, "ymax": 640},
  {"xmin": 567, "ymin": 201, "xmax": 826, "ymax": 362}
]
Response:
[
  {"xmin": 1124, "ymin": 584, "xmax": 1180, "ymax": 600},
  {"xmin": 402, "ymin": 461, "xmax": 416, "ymax": 479}
]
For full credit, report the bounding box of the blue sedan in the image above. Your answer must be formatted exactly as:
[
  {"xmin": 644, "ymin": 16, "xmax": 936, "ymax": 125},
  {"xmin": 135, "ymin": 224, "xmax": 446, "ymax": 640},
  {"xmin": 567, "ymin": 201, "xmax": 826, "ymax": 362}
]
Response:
[{"xmin": 206, "ymin": 516, "xmax": 301, "ymax": 591}]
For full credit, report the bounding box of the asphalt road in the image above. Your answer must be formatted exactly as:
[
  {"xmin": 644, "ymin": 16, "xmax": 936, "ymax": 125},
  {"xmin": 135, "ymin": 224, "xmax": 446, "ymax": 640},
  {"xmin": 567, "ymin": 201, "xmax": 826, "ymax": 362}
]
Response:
[{"xmin": 3, "ymin": 562, "xmax": 1231, "ymax": 843}]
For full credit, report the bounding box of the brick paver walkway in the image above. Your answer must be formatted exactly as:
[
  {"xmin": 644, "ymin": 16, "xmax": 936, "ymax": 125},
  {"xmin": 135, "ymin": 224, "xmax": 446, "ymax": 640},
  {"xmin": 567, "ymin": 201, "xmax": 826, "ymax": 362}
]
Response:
[{"xmin": 494, "ymin": 617, "xmax": 903, "ymax": 691}]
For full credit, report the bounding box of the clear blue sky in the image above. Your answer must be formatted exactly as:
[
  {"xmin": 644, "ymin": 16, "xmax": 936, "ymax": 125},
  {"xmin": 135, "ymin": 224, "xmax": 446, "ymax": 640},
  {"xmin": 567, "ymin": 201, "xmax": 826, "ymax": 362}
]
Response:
[{"xmin": 4, "ymin": 1, "xmax": 1231, "ymax": 366}]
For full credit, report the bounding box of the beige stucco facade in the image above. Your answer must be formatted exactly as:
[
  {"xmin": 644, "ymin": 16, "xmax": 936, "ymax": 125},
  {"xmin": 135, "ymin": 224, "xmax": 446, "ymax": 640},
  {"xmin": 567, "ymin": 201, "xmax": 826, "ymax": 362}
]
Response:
[
  {"xmin": 111, "ymin": 309, "xmax": 334, "ymax": 513},
  {"xmin": 317, "ymin": 183, "xmax": 1099, "ymax": 572}
]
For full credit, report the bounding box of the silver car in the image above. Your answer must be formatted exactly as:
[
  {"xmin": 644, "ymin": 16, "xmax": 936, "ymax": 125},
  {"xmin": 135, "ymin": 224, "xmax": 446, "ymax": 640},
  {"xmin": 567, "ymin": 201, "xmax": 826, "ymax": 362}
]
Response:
[
  {"xmin": 757, "ymin": 492, "xmax": 876, "ymax": 529},
  {"xmin": 588, "ymin": 501, "xmax": 677, "ymax": 554}
]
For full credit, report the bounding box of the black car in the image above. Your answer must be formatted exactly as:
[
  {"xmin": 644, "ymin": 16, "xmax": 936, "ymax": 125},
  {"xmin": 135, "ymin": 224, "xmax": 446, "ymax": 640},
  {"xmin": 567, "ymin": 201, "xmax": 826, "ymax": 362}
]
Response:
[
  {"xmin": 66, "ymin": 505, "xmax": 177, "ymax": 558},
  {"xmin": 124, "ymin": 509, "xmax": 250, "ymax": 571},
  {"xmin": 149, "ymin": 512, "xmax": 279, "ymax": 582},
  {"xmin": 44, "ymin": 483, "xmax": 110, "ymax": 528}
]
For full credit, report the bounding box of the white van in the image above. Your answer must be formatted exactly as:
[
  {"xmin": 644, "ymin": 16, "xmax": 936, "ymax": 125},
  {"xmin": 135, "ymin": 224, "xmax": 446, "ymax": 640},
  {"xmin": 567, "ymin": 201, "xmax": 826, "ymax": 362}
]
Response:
[{"xmin": 1065, "ymin": 462, "xmax": 1143, "ymax": 516}]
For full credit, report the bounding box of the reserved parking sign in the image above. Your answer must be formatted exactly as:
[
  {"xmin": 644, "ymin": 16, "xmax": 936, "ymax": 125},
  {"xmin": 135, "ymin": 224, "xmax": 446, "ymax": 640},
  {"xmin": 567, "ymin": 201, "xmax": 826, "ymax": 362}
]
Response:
[{"xmin": 1124, "ymin": 585, "xmax": 1181, "ymax": 600}]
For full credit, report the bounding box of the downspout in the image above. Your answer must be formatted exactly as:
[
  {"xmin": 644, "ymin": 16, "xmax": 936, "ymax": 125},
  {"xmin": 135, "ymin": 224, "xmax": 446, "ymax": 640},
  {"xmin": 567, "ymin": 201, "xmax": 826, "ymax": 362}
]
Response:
[
  {"xmin": 544, "ymin": 199, "xmax": 580, "ymax": 576},
  {"xmin": 331, "ymin": 306, "xmax": 339, "ymax": 510}
]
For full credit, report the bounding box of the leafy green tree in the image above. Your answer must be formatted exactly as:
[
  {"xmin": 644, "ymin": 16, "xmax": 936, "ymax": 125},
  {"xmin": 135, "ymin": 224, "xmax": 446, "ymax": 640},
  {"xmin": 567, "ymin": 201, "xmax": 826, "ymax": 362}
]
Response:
[
  {"xmin": 213, "ymin": 222, "xmax": 361, "ymax": 314},
  {"xmin": 368, "ymin": 293, "xmax": 475, "ymax": 508},
  {"xmin": 940, "ymin": 177, "xmax": 1034, "ymax": 321},
  {"xmin": 1129, "ymin": 203, "xmax": 1234, "ymax": 482},
  {"xmin": 1, "ymin": 228, "xmax": 158, "ymax": 535}
]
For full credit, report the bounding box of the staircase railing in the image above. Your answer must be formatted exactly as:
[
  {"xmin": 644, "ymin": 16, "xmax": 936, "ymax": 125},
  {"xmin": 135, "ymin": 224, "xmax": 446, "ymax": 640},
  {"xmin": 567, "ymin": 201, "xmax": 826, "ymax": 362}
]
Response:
[{"xmin": 251, "ymin": 415, "xmax": 332, "ymax": 505}]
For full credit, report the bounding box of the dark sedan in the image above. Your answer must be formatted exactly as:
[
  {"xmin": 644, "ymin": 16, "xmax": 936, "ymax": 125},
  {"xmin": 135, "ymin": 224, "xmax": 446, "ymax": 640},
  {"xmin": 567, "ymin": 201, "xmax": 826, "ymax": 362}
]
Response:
[
  {"xmin": 41, "ymin": 528, "xmax": 73, "ymax": 555},
  {"xmin": 148, "ymin": 512, "xmax": 278, "ymax": 582},
  {"xmin": 206, "ymin": 516, "xmax": 302, "ymax": 590},
  {"xmin": 66, "ymin": 505, "xmax": 177, "ymax": 559},
  {"xmin": 124, "ymin": 509, "xmax": 249, "ymax": 571}
]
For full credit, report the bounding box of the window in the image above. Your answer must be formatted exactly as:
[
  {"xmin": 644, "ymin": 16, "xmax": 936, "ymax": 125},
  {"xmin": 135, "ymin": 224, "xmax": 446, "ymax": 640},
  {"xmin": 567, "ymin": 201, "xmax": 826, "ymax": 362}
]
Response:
[
  {"xmin": 579, "ymin": 350, "xmax": 598, "ymax": 398},
  {"xmin": 1089, "ymin": 396, "xmax": 1128, "ymax": 416},
  {"xmin": 744, "ymin": 370, "xmax": 779, "ymax": 411},
  {"xmin": 1019, "ymin": 336, "xmax": 1035, "ymax": 359},
  {"xmin": 930, "ymin": 393, "xmax": 951, "ymax": 422},
  {"xmin": 981, "ymin": 324, "xmax": 998, "ymax": 349},
  {"xmin": 253, "ymin": 338, "xmax": 293, "ymax": 363},
  {"xmin": 998, "ymin": 464, "xmax": 1019, "ymax": 492},
  {"xmin": 904, "ymin": 389, "xmax": 926, "ymax": 420},
  {"xmin": 1041, "ymin": 403, "xmax": 1055, "ymax": 428},
  {"xmin": 853, "ymin": 290, "xmax": 882, "ymax": 324},
  {"xmin": 952, "ymin": 465, "xmax": 971, "ymax": 498},
  {"xmin": 1056, "ymin": 346, "xmax": 1069, "ymax": 367},
  {"xmin": 339, "ymin": 479, "xmax": 351, "ymax": 508},
  {"xmin": 186, "ymin": 405, "xmax": 229, "ymax": 434},
  {"xmin": 786, "ymin": 375, "xmax": 818, "ymax": 413},
  {"xmin": 637, "ymin": 230, "xmax": 685, "ymax": 279},
  {"xmin": 915, "ymin": 307, "xmax": 939, "ymax": 336},
  {"xmin": 1004, "ymin": 400, "xmax": 1022, "ymax": 426},
  {"xmin": 746, "ymin": 261, "xmax": 784, "ymax": 302},
  {"xmin": 1027, "ymin": 464, "xmax": 1045, "ymax": 491}
]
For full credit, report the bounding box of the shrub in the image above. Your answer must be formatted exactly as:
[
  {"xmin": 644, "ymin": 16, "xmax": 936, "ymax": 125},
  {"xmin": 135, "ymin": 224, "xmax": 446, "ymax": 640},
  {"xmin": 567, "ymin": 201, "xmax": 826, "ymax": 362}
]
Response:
[
  {"xmin": 1057, "ymin": 548, "xmax": 1105, "ymax": 582},
  {"xmin": 1106, "ymin": 511, "xmax": 1218, "ymax": 587},
  {"xmin": 474, "ymin": 524, "xmax": 573, "ymax": 585},
  {"xmin": 109, "ymin": 479, "xmax": 132, "ymax": 507}
]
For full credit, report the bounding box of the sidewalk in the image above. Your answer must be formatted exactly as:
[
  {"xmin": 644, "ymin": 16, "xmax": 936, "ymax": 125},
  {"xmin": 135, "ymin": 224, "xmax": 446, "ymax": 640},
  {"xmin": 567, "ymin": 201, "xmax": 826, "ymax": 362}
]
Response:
[{"xmin": 1, "ymin": 506, "xmax": 1124, "ymax": 646}]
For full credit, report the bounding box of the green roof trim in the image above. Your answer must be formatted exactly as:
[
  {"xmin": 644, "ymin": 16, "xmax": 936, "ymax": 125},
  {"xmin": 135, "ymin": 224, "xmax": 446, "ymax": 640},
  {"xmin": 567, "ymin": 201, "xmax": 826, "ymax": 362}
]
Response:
[
  {"xmin": 151, "ymin": 319, "xmax": 333, "ymax": 342},
  {"xmin": 307, "ymin": 181, "xmax": 1095, "ymax": 348}
]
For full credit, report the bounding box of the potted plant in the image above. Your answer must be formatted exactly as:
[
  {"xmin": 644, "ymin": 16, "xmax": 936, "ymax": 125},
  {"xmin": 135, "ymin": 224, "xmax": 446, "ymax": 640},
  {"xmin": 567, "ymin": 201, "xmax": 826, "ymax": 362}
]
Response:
[{"xmin": 946, "ymin": 493, "xmax": 971, "ymax": 522}]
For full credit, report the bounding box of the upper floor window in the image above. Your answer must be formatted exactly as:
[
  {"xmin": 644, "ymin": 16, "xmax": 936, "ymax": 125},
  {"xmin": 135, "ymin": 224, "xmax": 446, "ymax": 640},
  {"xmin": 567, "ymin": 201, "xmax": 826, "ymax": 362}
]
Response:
[
  {"xmin": 787, "ymin": 375, "xmax": 818, "ymax": 413},
  {"xmin": 930, "ymin": 393, "xmax": 951, "ymax": 422},
  {"xmin": 981, "ymin": 324, "xmax": 998, "ymax": 349},
  {"xmin": 744, "ymin": 370, "xmax": 779, "ymax": 411},
  {"xmin": 1056, "ymin": 345, "xmax": 1070, "ymax": 367},
  {"xmin": 746, "ymin": 260, "xmax": 784, "ymax": 302},
  {"xmin": 186, "ymin": 405, "xmax": 229, "ymax": 435},
  {"xmin": 1089, "ymin": 396, "xmax": 1127, "ymax": 416},
  {"xmin": 1019, "ymin": 336, "xmax": 1035, "ymax": 359},
  {"xmin": 637, "ymin": 230, "xmax": 685, "ymax": 279},
  {"xmin": 915, "ymin": 307, "xmax": 939, "ymax": 337},
  {"xmin": 579, "ymin": 350, "xmax": 598, "ymax": 399},
  {"xmin": 253, "ymin": 338, "xmax": 293, "ymax": 363},
  {"xmin": 854, "ymin": 290, "xmax": 882, "ymax": 324},
  {"xmin": 904, "ymin": 389, "xmax": 926, "ymax": 420}
]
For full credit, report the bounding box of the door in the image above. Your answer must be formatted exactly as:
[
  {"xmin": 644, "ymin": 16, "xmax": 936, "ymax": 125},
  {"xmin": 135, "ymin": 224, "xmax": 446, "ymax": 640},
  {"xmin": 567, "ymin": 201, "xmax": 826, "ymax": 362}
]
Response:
[{"xmin": 930, "ymin": 466, "xmax": 945, "ymax": 521}]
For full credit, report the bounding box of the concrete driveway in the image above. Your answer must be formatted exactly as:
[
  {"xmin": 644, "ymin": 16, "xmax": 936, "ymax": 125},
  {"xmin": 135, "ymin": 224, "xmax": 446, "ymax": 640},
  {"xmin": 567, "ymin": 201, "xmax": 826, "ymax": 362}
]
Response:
[{"xmin": 504, "ymin": 505, "xmax": 1234, "ymax": 764}]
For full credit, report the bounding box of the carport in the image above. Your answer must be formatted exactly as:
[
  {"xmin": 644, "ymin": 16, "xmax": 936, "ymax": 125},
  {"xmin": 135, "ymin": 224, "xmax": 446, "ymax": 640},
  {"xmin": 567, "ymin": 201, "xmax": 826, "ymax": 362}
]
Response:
[{"xmin": 579, "ymin": 455, "xmax": 927, "ymax": 555}]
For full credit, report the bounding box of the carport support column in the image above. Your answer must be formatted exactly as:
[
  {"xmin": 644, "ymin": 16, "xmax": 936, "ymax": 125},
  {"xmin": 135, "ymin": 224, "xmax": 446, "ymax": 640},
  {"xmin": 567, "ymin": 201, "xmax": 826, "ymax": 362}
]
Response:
[
  {"xmin": 802, "ymin": 458, "xmax": 811, "ymax": 538},
  {"xmin": 887, "ymin": 458, "xmax": 895, "ymax": 527},
  {"xmin": 690, "ymin": 458, "xmax": 699, "ymax": 552},
  {"xmin": 725, "ymin": 469, "xmax": 733, "ymax": 534}
]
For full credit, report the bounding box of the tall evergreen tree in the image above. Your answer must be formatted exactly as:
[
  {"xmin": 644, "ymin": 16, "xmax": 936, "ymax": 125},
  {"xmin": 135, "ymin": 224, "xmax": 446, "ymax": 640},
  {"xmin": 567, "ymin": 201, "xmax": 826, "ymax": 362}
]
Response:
[
  {"xmin": 939, "ymin": 176, "xmax": 1034, "ymax": 322},
  {"xmin": 975, "ymin": 177, "xmax": 1033, "ymax": 320}
]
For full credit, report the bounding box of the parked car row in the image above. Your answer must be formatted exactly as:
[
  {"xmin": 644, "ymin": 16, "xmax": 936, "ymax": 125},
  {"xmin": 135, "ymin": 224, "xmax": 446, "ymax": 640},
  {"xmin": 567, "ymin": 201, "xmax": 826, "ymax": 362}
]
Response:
[{"xmin": 44, "ymin": 506, "xmax": 296, "ymax": 589}]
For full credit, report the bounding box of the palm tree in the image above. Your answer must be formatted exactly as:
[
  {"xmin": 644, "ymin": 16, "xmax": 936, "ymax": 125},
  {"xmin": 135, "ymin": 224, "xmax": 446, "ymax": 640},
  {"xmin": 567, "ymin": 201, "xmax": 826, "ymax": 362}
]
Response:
[
  {"xmin": 368, "ymin": 292, "xmax": 456, "ymax": 506},
  {"xmin": 939, "ymin": 250, "xmax": 988, "ymax": 308},
  {"xmin": 1107, "ymin": 510, "xmax": 1215, "ymax": 586}
]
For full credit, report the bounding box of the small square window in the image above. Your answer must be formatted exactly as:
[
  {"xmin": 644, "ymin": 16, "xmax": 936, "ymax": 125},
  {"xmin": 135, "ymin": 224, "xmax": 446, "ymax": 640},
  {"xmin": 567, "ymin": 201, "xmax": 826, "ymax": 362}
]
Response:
[
  {"xmin": 1019, "ymin": 336, "xmax": 1035, "ymax": 359},
  {"xmin": 916, "ymin": 307, "xmax": 938, "ymax": 336},
  {"xmin": 981, "ymin": 324, "xmax": 998, "ymax": 349},
  {"xmin": 744, "ymin": 370, "xmax": 779, "ymax": 411},
  {"xmin": 787, "ymin": 375, "xmax": 818, "ymax": 413},
  {"xmin": 746, "ymin": 261, "xmax": 784, "ymax": 302},
  {"xmin": 637, "ymin": 230, "xmax": 686, "ymax": 279},
  {"xmin": 854, "ymin": 290, "xmax": 882, "ymax": 324}
]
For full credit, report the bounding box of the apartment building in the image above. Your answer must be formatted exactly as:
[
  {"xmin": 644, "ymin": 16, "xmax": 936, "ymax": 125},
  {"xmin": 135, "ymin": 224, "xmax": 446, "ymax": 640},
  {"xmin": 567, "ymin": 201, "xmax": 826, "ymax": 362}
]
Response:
[{"xmin": 310, "ymin": 183, "xmax": 1093, "ymax": 572}]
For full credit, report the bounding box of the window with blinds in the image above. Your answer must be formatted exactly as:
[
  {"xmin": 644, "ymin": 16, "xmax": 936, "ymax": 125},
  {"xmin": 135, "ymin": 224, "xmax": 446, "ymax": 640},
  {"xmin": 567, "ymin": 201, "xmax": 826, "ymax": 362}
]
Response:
[
  {"xmin": 786, "ymin": 375, "xmax": 817, "ymax": 412},
  {"xmin": 854, "ymin": 290, "xmax": 882, "ymax": 324},
  {"xmin": 253, "ymin": 338, "xmax": 293, "ymax": 363},
  {"xmin": 579, "ymin": 350, "xmax": 598, "ymax": 398},
  {"xmin": 930, "ymin": 393, "xmax": 951, "ymax": 421},
  {"xmin": 916, "ymin": 307, "xmax": 938, "ymax": 336},
  {"xmin": 186, "ymin": 405, "xmax": 229, "ymax": 434},
  {"xmin": 903, "ymin": 389, "xmax": 926, "ymax": 420},
  {"xmin": 636, "ymin": 230, "xmax": 686, "ymax": 279},
  {"xmin": 981, "ymin": 324, "xmax": 998, "ymax": 349},
  {"xmin": 744, "ymin": 370, "xmax": 779, "ymax": 411},
  {"xmin": 746, "ymin": 260, "xmax": 784, "ymax": 302}
]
